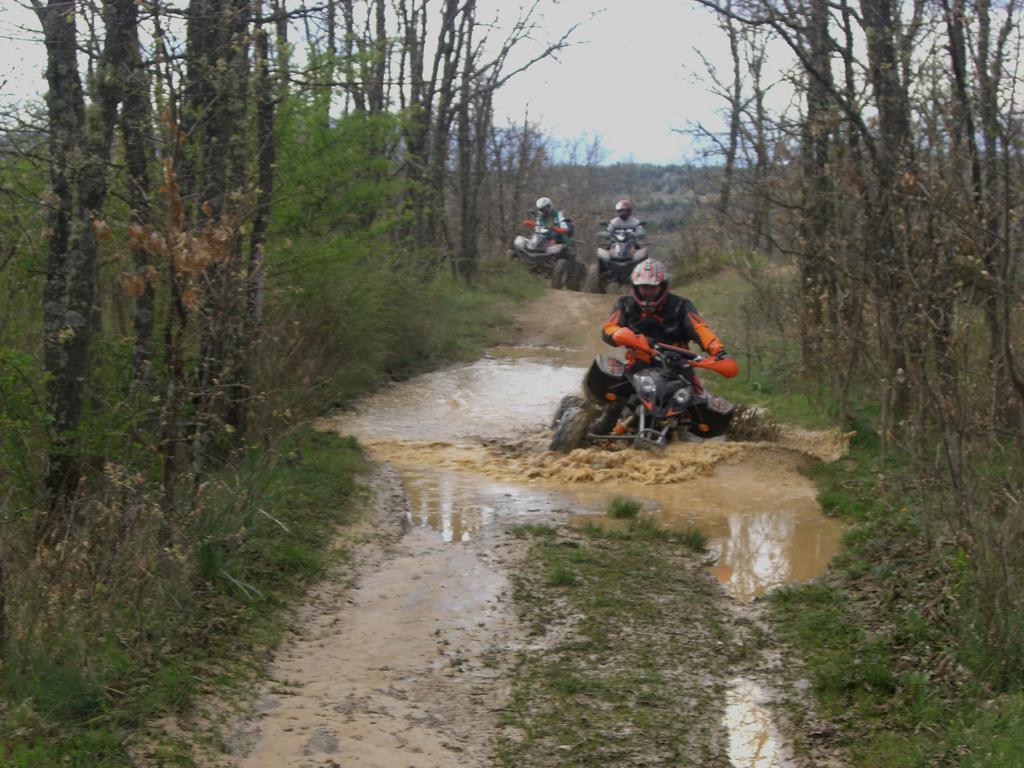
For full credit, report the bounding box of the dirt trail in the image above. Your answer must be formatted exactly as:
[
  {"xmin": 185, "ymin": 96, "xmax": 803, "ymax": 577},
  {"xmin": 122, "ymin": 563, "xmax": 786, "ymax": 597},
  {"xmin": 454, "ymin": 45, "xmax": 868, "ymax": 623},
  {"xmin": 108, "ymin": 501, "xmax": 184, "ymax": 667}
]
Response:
[
  {"xmin": 220, "ymin": 465, "xmax": 517, "ymax": 768},
  {"xmin": 215, "ymin": 287, "xmax": 846, "ymax": 768}
]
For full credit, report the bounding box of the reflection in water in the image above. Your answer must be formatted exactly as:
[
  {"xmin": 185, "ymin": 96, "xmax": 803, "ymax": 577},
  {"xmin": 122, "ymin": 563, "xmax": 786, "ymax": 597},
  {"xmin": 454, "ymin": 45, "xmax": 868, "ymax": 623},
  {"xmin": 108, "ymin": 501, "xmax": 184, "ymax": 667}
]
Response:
[
  {"xmin": 397, "ymin": 463, "xmax": 577, "ymax": 542},
  {"xmin": 725, "ymin": 678, "xmax": 794, "ymax": 768},
  {"xmin": 705, "ymin": 506, "xmax": 840, "ymax": 601},
  {"xmin": 567, "ymin": 459, "xmax": 844, "ymax": 601},
  {"xmin": 405, "ymin": 468, "xmax": 492, "ymax": 542}
]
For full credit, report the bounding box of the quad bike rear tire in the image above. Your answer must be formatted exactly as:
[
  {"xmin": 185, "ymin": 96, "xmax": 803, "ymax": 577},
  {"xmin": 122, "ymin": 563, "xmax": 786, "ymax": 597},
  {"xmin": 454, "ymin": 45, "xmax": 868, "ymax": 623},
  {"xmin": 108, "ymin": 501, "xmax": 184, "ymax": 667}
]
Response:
[
  {"xmin": 584, "ymin": 263, "xmax": 604, "ymax": 294},
  {"xmin": 550, "ymin": 405, "xmax": 592, "ymax": 453},
  {"xmin": 551, "ymin": 259, "xmax": 568, "ymax": 289}
]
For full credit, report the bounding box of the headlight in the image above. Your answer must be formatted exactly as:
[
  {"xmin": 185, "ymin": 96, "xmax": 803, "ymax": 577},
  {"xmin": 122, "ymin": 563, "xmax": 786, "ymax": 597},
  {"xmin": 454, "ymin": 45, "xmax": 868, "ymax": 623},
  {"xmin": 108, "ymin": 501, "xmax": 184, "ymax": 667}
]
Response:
[
  {"xmin": 636, "ymin": 374, "xmax": 657, "ymax": 397},
  {"xmin": 706, "ymin": 394, "xmax": 733, "ymax": 415},
  {"xmin": 673, "ymin": 387, "xmax": 691, "ymax": 406}
]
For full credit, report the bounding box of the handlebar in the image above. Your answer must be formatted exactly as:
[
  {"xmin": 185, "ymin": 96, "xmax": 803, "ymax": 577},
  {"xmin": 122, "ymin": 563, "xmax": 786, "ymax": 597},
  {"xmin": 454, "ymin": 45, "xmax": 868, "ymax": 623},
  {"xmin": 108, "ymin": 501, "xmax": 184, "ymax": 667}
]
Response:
[
  {"xmin": 654, "ymin": 342, "xmax": 699, "ymax": 360},
  {"xmin": 653, "ymin": 342, "xmax": 738, "ymax": 377}
]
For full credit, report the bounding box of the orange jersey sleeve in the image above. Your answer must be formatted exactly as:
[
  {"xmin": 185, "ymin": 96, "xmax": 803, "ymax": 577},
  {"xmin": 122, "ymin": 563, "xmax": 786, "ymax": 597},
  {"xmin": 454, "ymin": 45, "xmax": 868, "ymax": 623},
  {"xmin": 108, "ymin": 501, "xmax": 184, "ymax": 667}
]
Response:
[
  {"xmin": 687, "ymin": 311, "xmax": 724, "ymax": 356},
  {"xmin": 602, "ymin": 307, "xmax": 624, "ymax": 342}
]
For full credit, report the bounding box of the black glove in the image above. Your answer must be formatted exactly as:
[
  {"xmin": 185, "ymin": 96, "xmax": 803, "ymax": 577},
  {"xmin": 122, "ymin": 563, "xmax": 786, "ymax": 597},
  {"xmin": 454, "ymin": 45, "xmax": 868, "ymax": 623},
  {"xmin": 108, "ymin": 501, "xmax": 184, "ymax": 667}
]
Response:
[{"xmin": 715, "ymin": 349, "xmax": 730, "ymax": 361}]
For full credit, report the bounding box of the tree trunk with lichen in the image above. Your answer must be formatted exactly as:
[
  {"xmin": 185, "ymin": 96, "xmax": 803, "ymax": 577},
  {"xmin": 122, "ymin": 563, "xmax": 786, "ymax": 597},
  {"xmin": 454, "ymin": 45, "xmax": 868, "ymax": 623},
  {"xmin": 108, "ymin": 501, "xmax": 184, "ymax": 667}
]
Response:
[
  {"xmin": 181, "ymin": 0, "xmax": 252, "ymax": 474},
  {"xmin": 860, "ymin": 0, "xmax": 915, "ymax": 429},
  {"xmin": 797, "ymin": 0, "xmax": 835, "ymax": 372},
  {"xmin": 120, "ymin": 0, "xmax": 156, "ymax": 387},
  {"xmin": 35, "ymin": 0, "xmax": 135, "ymax": 533}
]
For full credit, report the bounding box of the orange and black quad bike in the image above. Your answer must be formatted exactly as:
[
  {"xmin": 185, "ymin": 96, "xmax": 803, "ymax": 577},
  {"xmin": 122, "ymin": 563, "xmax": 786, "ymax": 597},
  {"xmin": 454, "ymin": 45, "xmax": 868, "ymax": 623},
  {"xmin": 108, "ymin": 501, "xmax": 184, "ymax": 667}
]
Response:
[{"xmin": 549, "ymin": 344, "xmax": 736, "ymax": 452}]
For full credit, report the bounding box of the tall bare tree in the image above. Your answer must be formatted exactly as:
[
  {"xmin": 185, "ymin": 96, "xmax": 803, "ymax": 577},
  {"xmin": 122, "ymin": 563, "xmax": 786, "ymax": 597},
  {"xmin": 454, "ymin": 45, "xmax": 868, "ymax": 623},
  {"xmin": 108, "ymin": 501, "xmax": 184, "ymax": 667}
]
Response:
[{"xmin": 32, "ymin": 0, "xmax": 142, "ymax": 527}]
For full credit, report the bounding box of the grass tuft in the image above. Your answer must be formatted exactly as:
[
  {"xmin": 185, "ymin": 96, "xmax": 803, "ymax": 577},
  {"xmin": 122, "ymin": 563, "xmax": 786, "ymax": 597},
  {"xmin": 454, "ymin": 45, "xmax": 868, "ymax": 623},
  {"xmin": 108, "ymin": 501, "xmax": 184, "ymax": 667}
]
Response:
[
  {"xmin": 547, "ymin": 565, "xmax": 579, "ymax": 587},
  {"xmin": 607, "ymin": 497, "xmax": 642, "ymax": 519},
  {"xmin": 510, "ymin": 523, "xmax": 558, "ymax": 538},
  {"xmin": 629, "ymin": 517, "xmax": 669, "ymax": 541},
  {"xmin": 675, "ymin": 525, "xmax": 709, "ymax": 553}
]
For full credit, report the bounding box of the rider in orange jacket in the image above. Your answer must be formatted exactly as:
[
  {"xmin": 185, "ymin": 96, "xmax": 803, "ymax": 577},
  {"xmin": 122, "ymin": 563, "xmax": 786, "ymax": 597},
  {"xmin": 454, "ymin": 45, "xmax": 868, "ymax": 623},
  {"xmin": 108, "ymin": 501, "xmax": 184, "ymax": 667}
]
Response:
[{"xmin": 594, "ymin": 258, "xmax": 739, "ymax": 433}]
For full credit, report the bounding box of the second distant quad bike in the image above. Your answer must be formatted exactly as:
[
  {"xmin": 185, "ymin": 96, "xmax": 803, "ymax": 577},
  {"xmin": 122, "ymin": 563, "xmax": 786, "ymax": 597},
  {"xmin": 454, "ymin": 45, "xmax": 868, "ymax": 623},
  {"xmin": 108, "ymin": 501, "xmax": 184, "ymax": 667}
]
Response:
[
  {"xmin": 585, "ymin": 221, "xmax": 649, "ymax": 294},
  {"xmin": 512, "ymin": 219, "xmax": 585, "ymax": 291}
]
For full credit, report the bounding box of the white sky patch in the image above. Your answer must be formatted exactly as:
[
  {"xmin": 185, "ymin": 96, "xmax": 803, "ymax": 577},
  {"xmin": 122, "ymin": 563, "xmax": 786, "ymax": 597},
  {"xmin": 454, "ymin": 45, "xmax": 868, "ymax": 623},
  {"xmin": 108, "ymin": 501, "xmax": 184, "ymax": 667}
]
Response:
[
  {"xmin": 0, "ymin": 0, "xmax": 799, "ymax": 165},
  {"xmin": 485, "ymin": 0, "xmax": 797, "ymax": 164},
  {"xmin": 0, "ymin": 1, "xmax": 45, "ymax": 106}
]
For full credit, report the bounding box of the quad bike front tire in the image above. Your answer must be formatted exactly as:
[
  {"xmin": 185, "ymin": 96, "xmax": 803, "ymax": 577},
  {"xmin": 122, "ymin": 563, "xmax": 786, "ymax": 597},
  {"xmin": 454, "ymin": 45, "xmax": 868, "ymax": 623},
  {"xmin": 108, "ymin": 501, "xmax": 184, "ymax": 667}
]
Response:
[
  {"xmin": 569, "ymin": 261, "xmax": 586, "ymax": 291},
  {"xmin": 551, "ymin": 259, "xmax": 568, "ymax": 289},
  {"xmin": 584, "ymin": 263, "xmax": 604, "ymax": 294},
  {"xmin": 550, "ymin": 394, "xmax": 585, "ymax": 428},
  {"xmin": 550, "ymin": 405, "xmax": 592, "ymax": 453}
]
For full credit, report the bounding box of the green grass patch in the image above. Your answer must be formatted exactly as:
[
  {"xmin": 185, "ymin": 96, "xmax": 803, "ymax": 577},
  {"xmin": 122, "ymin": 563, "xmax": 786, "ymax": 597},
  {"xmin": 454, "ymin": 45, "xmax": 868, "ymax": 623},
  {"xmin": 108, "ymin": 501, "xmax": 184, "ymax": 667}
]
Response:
[
  {"xmin": 768, "ymin": 574, "xmax": 1024, "ymax": 766},
  {"xmin": 606, "ymin": 497, "xmax": 641, "ymax": 519},
  {"xmin": 510, "ymin": 523, "xmax": 558, "ymax": 538},
  {"xmin": 546, "ymin": 564, "xmax": 579, "ymax": 587},
  {"xmin": 628, "ymin": 516, "xmax": 670, "ymax": 541},
  {"xmin": 769, "ymin": 582, "xmax": 896, "ymax": 710},
  {"xmin": 769, "ymin": 432, "xmax": 1024, "ymax": 766},
  {"xmin": 0, "ymin": 730, "xmax": 126, "ymax": 768},
  {"xmin": 675, "ymin": 525, "xmax": 709, "ymax": 553},
  {"xmin": 498, "ymin": 525, "xmax": 732, "ymax": 765},
  {"xmin": 1, "ymin": 427, "xmax": 365, "ymax": 766}
]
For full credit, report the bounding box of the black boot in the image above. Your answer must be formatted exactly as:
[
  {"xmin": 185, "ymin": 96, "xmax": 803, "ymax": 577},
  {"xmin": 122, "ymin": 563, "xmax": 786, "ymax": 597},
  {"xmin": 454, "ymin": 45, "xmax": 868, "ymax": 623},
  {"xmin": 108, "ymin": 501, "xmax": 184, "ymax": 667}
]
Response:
[{"xmin": 589, "ymin": 404, "xmax": 622, "ymax": 435}]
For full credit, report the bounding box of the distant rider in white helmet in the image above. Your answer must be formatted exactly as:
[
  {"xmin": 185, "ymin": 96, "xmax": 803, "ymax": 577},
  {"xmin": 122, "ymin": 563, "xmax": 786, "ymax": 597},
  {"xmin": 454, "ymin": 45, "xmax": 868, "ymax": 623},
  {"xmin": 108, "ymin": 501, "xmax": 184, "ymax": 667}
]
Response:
[{"xmin": 528, "ymin": 196, "xmax": 574, "ymax": 245}]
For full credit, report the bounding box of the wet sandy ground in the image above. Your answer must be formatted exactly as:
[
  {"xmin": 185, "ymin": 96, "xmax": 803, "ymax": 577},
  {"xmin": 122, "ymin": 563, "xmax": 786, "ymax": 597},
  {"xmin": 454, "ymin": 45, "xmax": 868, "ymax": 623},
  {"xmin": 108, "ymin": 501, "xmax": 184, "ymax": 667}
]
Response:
[
  {"xmin": 223, "ymin": 465, "xmax": 518, "ymax": 767},
  {"xmin": 217, "ymin": 288, "xmax": 848, "ymax": 767}
]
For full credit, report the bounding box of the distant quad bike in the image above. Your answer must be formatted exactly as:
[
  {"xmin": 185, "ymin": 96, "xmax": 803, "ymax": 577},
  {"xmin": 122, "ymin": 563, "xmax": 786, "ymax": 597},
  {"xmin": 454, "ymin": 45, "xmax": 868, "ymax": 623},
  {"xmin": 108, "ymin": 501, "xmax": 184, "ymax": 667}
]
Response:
[
  {"xmin": 584, "ymin": 221, "xmax": 649, "ymax": 294},
  {"xmin": 550, "ymin": 343, "xmax": 736, "ymax": 452},
  {"xmin": 512, "ymin": 219, "xmax": 585, "ymax": 291}
]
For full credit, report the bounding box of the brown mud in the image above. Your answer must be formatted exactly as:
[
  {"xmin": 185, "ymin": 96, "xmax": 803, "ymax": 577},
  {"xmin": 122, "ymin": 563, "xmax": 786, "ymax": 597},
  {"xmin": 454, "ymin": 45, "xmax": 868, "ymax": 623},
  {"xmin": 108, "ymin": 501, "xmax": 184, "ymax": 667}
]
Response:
[
  {"xmin": 224, "ymin": 465, "xmax": 518, "ymax": 767},
  {"xmin": 208, "ymin": 288, "xmax": 847, "ymax": 767}
]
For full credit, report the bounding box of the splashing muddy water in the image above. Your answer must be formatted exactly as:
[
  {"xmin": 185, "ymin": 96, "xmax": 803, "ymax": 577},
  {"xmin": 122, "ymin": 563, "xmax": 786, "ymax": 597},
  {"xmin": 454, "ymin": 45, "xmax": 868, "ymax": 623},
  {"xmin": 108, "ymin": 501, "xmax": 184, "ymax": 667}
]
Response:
[{"xmin": 324, "ymin": 352, "xmax": 846, "ymax": 602}]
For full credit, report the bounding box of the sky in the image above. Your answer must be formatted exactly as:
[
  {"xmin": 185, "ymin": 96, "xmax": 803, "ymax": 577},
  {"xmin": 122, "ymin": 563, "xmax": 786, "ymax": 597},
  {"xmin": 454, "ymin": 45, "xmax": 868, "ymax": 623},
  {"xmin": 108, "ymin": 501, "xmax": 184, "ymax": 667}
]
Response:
[
  {"xmin": 0, "ymin": 0, "xmax": 796, "ymax": 166},
  {"xmin": 487, "ymin": 0, "xmax": 794, "ymax": 165}
]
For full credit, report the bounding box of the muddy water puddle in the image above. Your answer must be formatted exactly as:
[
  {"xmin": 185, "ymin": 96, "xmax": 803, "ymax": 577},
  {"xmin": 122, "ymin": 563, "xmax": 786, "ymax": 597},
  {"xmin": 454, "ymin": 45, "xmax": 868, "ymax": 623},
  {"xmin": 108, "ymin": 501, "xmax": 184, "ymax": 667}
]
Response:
[
  {"xmin": 725, "ymin": 678, "xmax": 797, "ymax": 768},
  {"xmin": 394, "ymin": 463, "xmax": 578, "ymax": 542},
  {"xmin": 337, "ymin": 353, "xmax": 584, "ymax": 443},
  {"xmin": 327, "ymin": 348, "xmax": 844, "ymax": 768},
  {"xmin": 566, "ymin": 456, "xmax": 844, "ymax": 601},
  {"xmin": 330, "ymin": 352, "xmax": 843, "ymax": 603}
]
